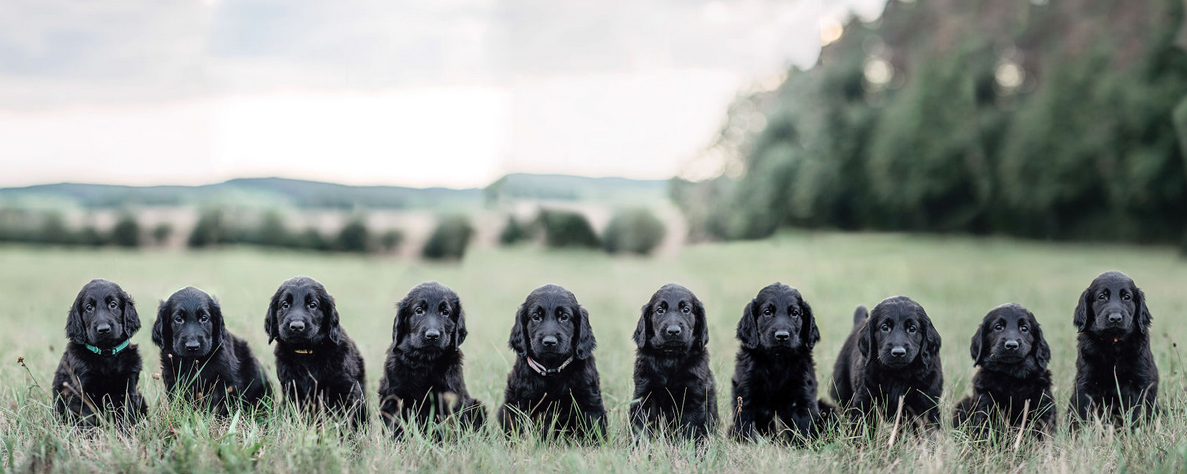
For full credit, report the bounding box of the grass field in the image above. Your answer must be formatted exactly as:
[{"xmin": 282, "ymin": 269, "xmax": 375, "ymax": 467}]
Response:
[{"xmin": 2, "ymin": 232, "xmax": 1186, "ymax": 473}]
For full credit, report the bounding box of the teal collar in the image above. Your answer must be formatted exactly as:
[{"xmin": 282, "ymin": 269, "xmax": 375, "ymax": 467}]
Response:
[{"xmin": 84, "ymin": 339, "xmax": 131, "ymax": 356}]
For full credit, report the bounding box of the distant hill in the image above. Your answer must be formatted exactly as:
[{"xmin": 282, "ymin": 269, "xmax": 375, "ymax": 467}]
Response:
[
  {"xmin": 0, "ymin": 174, "xmax": 669, "ymax": 210},
  {"xmin": 483, "ymin": 173, "xmax": 668, "ymax": 204}
]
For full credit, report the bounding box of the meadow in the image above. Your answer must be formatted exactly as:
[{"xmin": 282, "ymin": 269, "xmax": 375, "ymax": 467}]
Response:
[{"xmin": 1, "ymin": 231, "xmax": 1186, "ymax": 473}]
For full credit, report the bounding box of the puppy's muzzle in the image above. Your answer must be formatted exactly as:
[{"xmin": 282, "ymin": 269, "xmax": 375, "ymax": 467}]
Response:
[
  {"xmin": 665, "ymin": 325, "xmax": 682, "ymax": 336},
  {"xmin": 288, "ymin": 321, "xmax": 306, "ymax": 333},
  {"xmin": 424, "ymin": 329, "xmax": 441, "ymax": 341},
  {"xmin": 542, "ymin": 336, "xmax": 558, "ymax": 347},
  {"xmin": 890, "ymin": 346, "xmax": 907, "ymax": 358}
]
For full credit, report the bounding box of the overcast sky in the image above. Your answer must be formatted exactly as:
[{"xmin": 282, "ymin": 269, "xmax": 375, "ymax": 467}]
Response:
[{"xmin": 0, "ymin": 0, "xmax": 885, "ymax": 188}]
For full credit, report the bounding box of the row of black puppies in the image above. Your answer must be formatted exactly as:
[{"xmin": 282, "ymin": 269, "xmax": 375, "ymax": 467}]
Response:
[{"xmin": 52, "ymin": 271, "xmax": 1158, "ymax": 443}]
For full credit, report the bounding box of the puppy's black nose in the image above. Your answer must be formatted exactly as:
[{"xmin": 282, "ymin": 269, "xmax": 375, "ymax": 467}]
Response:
[
  {"xmin": 890, "ymin": 347, "xmax": 907, "ymax": 357},
  {"xmin": 666, "ymin": 325, "xmax": 681, "ymax": 336},
  {"xmin": 96, "ymin": 324, "xmax": 111, "ymax": 334},
  {"xmin": 1004, "ymin": 340, "xmax": 1019, "ymax": 351},
  {"xmin": 288, "ymin": 321, "xmax": 306, "ymax": 332},
  {"xmin": 185, "ymin": 340, "xmax": 200, "ymax": 351},
  {"xmin": 1108, "ymin": 313, "xmax": 1123, "ymax": 323},
  {"xmin": 424, "ymin": 329, "xmax": 441, "ymax": 340},
  {"xmin": 542, "ymin": 336, "xmax": 558, "ymax": 346},
  {"xmin": 774, "ymin": 330, "xmax": 790, "ymax": 341}
]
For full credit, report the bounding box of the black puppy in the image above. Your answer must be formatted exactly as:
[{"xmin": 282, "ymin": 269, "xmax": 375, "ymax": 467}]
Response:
[
  {"xmin": 629, "ymin": 284, "xmax": 717, "ymax": 441},
  {"xmin": 730, "ymin": 283, "xmax": 831, "ymax": 442},
  {"xmin": 498, "ymin": 284, "xmax": 606, "ymax": 441},
  {"xmin": 52, "ymin": 279, "xmax": 147, "ymax": 426},
  {"xmin": 830, "ymin": 296, "xmax": 943, "ymax": 429},
  {"xmin": 265, "ymin": 276, "xmax": 368, "ymax": 427},
  {"xmin": 153, "ymin": 287, "xmax": 272, "ymax": 415},
  {"xmin": 1070, "ymin": 271, "xmax": 1159, "ymax": 427},
  {"xmin": 953, "ymin": 303, "xmax": 1055, "ymax": 440},
  {"xmin": 378, "ymin": 282, "xmax": 486, "ymax": 437}
]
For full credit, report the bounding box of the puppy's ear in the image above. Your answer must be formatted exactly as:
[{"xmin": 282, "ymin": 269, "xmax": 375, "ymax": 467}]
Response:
[
  {"xmin": 66, "ymin": 290, "xmax": 88, "ymax": 345},
  {"xmin": 209, "ymin": 296, "xmax": 226, "ymax": 347},
  {"xmin": 508, "ymin": 303, "xmax": 528, "ymax": 356},
  {"xmin": 152, "ymin": 299, "xmax": 169, "ymax": 349},
  {"xmin": 633, "ymin": 301, "xmax": 652, "ymax": 350},
  {"xmin": 736, "ymin": 301, "xmax": 758, "ymax": 350},
  {"xmin": 969, "ymin": 318, "xmax": 987, "ymax": 367},
  {"xmin": 693, "ymin": 296, "xmax": 709, "ymax": 349},
  {"xmin": 1073, "ymin": 286, "xmax": 1093, "ymax": 332},
  {"xmin": 265, "ymin": 285, "xmax": 282, "ymax": 344},
  {"xmin": 393, "ymin": 295, "xmax": 411, "ymax": 347},
  {"xmin": 801, "ymin": 298, "xmax": 820, "ymax": 349},
  {"xmin": 451, "ymin": 295, "xmax": 467, "ymax": 351},
  {"xmin": 574, "ymin": 306, "xmax": 597, "ymax": 360},
  {"xmin": 857, "ymin": 319, "xmax": 872, "ymax": 359},
  {"xmin": 921, "ymin": 317, "xmax": 942, "ymax": 368},
  {"xmin": 120, "ymin": 287, "xmax": 140, "ymax": 337},
  {"xmin": 1136, "ymin": 287, "xmax": 1153, "ymax": 335},
  {"xmin": 321, "ymin": 289, "xmax": 342, "ymax": 345},
  {"xmin": 1031, "ymin": 317, "xmax": 1051, "ymax": 369}
]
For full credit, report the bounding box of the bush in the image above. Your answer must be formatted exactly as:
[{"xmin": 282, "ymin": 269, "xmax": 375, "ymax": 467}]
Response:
[
  {"xmin": 536, "ymin": 209, "xmax": 600, "ymax": 248},
  {"xmin": 76, "ymin": 226, "xmax": 108, "ymax": 247},
  {"xmin": 188, "ymin": 209, "xmax": 224, "ymax": 248},
  {"xmin": 378, "ymin": 229, "xmax": 404, "ymax": 253},
  {"xmin": 39, "ymin": 213, "xmax": 73, "ymax": 245},
  {"xmin": 111, "ymin": 214, "xmax": 141, "ymax": 248},
  {"xmin": 256, "ymin": 211, "xmax": 292, "ymax": 248},
  {"xmin": 422, "ymin": 215, "xmax": 474, "ymax": 260},
  {"xmin": 296, "ymin": 228, "xmax": 331, "ymax": 252},
  {"xmin": 335, "ymin": 217, "xmax": 370, "ymax": 253},
  {"xmin": 602, "ymin": 208, "xmax": 666, "ymax": 255},
  {"xmin": 498, "ymin": 215, "xmax": 532, "ymax": 245},
  {"xmin": 152, "ymin": 223, "xmax": 173, "ymax": 246}
]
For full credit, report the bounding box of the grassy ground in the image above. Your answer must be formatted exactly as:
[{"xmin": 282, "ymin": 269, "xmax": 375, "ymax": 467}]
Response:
[{"xmin": 1, "ymin": 231, "xmax": 1186, "ymax": 473}]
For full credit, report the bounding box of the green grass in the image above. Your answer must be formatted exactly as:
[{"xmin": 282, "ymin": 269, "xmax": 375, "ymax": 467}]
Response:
[{"xmin": 2, "ymin": 231, "xmax": 1187, "ymax": 473}]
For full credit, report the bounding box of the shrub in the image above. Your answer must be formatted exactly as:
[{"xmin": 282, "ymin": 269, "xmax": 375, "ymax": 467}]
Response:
[
  {"xmin": 296, "ymin": 228, "xmax": 331, "ymax": 252},
  {"xmin": 536, "ymin": 209, "xmax": 600, "ymax": 248},
  {"xmin": 39, "ymin": 213, "xmax": 73, "ymax": 245},
  {"xmin": 188, "ymin": 209, "xmax": 224, "ymax": 248},
  {"xmin": 602, "ymin": 208, "xmax": 666, "ymax": 255},
  {"xmin": 378, "ymin": 229, "xmax": 405, "ymax": 253},
  {"xmin": 422, "ymin": 215, "xmax": 474, "ymax": 260},
  {"xmin": 498, "ymin": 215, "xmax": 531, "ymax": 245},
  {"xmin": 76, "ymin": 226, "xmax": 109, "ymax": 247},
  {"xmin": 256, "ymin": 211, "xmax": 292, "ymax": 248},
  {"xmin": 111, "ymin": 214, "xmax": 141, "ymax": 248},
  {"xmin": 335, "ymin": 217, "xmax": 370, "ymax": 253},
  {"xmin": 152, "ymin": 223, "xmax": 173, "ymax": 246}
]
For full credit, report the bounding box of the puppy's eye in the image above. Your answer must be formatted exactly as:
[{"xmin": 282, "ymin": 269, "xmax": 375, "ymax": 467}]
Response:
[
  {"xmin": 994, "ymin": 324, "xmax": 1003, "ymax": 331},
  {"xmin": 414, "ymin": 307, "xmax": 425, "ymax": 316},
  {"xmin": 655, "ymin": 307, "xmax": 665, "ymax": 315},
  {"xmin": 763, "ymin": 308, "xmax": 773, "ymax": 317},
  {"xmin": 198, "ymin": 313, "xmax": 209, "ymax": 322},
  {"xmin": 1122, "ymin": 293, "xmax": 1131, "ymax": 301},
  {"xmin": 281, "ymin": 301, "xmax": 290, "ymax": 310},
  {"xmin": 531, "ymin": 312, "xmax": 542, "ymax": 322},
  {"xmin": 559, "ymin": 313, "xmax": 570, "ymax": 323},
  {"xmin": 85, "ymin": 303, "xmax": 94, "ymax": 312},
  {"xmin": 907, "ymin": 325, "xmax": 917, "ymax": 334},
  {"xmin": 790, "ymin": 307, "xmax": 800, "ymax": 316},
  {"xmin": 307, "ymin": 301, "xmax": 317, "ymax": 310},
  {"xmin": 441, "ymin": 309, "xmax": 450, "ymax": 317},
  {"xmin": 880, "ymin": 324, "xmax": 890, "ymax": 332},
  {"xmin": 1098, "ymin": 293, "xmax": 1107, "ymax": 301},
  {"xmin": 681, "ymin": 306, "xmax": 691, "ymax": 314},
  {"xmin": 108, "ymin": 301, "xmax": 119, "ymax": 310},
  {"xmin": 1019, "ymin": 325, "xmax": 1029, "ymax": 332},
  {"xmin": 173, "ymin": 315, "xmax": 184, "ymax": 323}
]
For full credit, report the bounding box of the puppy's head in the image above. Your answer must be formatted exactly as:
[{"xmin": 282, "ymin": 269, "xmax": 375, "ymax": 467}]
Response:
[
  {"xmin": 859, "ymin": 296, "xmax": 940, "ymax": 369},
  {"xmin": 971, "ymin": 303, "xmax": 1050, "ymax": 372},
  {"xmin": 736, "ymin": 283, "xmax": 818, "ymax": 353},
  {"xmin": 66, "ymin": 279, "xmax": 140, "ymax": 347},
  {"xmin": 393, "ymin": 281, "xmax": 466, "ymax": 353},
  {"xmin": 1074, "ymin": 271, "xmax": 1151, "ymax": 340},
  {"xmin": 265, "ymin": 276, "xmax": 341, "ymax": 345},
  {"xmin": 509, "ymin": 284, "xmax": 596, "ymax": 362},
  {"xmin": 153, "ymin": 287, "xmax": 223, "ymax": 357},
  {"xmin": 634, "ymin": 284, "xmax": 707, "ymax": 352}
]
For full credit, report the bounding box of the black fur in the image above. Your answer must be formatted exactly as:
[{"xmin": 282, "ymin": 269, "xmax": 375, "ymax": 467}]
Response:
[
  {"xmin": 953, "ymin": 303, "xmax": 1055, "ymax": 440},
  {"xmin": 378, "ymin": 282, "xmax": 486, "ymax": 438},
  {"xmin": 1069, "ymin": 271, "xmax": 1159, "ymax": 427},
  {"xmin": 629, "ymin": 284, "xmax": 717, "ymax": 441},
  {"xmin": 497, "ymin": 284, "xmax": 606, "ymax": 441},
  {"xmin": 730, "ymin": 283, "xmax": 832, "ymax": 442},
  {"xmin": 265, "ymin": 276, "xmax": 368, "ymax": 427},
  {"xmin": 52, "ymin": 279, "xmax": 147, "ymax": 426},
  {"xmin": 152, "ymin": 286, "xmax": 272, "ymax": 415},
  {"xmin": 830, "ymin": 296, "xmax": 943, "ymax": 430}
]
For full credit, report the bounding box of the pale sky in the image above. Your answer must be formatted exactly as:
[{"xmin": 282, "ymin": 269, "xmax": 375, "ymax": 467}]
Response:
[{"xmin": 0, "ymin": 0, "xmax": 885, "ymax": 189}]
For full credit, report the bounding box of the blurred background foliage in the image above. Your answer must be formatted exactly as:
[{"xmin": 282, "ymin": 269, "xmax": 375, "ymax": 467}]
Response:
[{"xmin": 674, "ymin": 0, "xmax": 1187, "ymax": 244}]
